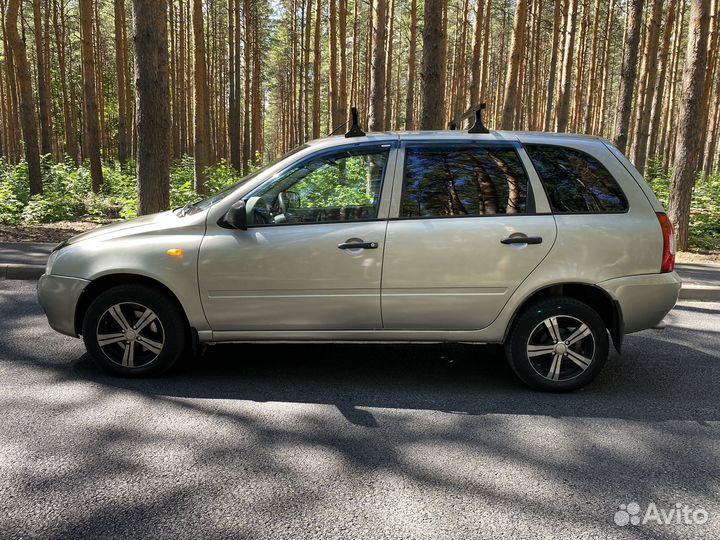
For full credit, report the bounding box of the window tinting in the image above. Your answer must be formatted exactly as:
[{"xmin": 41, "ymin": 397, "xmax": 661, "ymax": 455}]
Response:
[
  {"xmin": 525, "ymin": 144, "xmax": 628, "ymax": 213},
  {"xmin": 401, "ymin": 145, "xmax": 529, "ymax": 218}
]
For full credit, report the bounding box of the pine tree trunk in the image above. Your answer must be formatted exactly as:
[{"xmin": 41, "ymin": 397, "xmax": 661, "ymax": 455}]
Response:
[
  {"xmin": 312, "ymin": 0, "xmax": 321, "ymax": 138},
  {"xmin": 419, "ymin": 0, "xmax": 446, "ymax": 130},
  {"xmin": 230, "ymin": 0, "xmax": 242, "ymax": 168},
  {"xmin": 242, "ymin": 0, "xmax": 251, "ymax": 172},
  {"xmin": 468, "ymin": 0, "xmax": 483, "ymax": 110},
  {"xmin": 329, "ymin": 0, "xmax": 339, "ymax": 128},
  {"xmin": 115, "ymin": 0, "xmax": 131, "ymax": 166},
  {"xmin": 698, "ymin": 0, "xmax": 720, "ymax": 172},
  {"xmin": 192, "ymin": 0, "xmax": 210, "ymax": 193},
  {"xmin": 368, "ymin": 0, "xmax": 386, "ymax": 131},
  {"xmin": 543, "ymin": 0, "xmax": 562, "ymax": 132},
  {"xmin": 647, "ymin": 0, "xmax": 677, "ymax": 163},
  {"xmin": 338, "ymin": 0, "xmax": 347, "ymax": 126},
  {"xmin": 668, "ymin": 0, "xmax": 712, "ymax": 251},
  {"xmin": 501, "ymin": 0, "xmax": 527, "ymax": 129},
  {"xmin": 4, "ymin": 0, "xmax": 42, "ymax": 194},
  {"xmin": 132, "ymin": 0, "xmax": 170, "ymax": 214},
  {"xmin": 630, "ymin": 0, "xmax": 664, "ymax": 172},
  {"xmin": 555, "ymin": 0, "xmax": 578, "ymax": 132},
  {"xmin": 480, "ymin": 0, "xmax": 491, "ymax": 103},
  {"xmin": 384, "ymin": 0, "xmax": 395, "ymax": 130},
  {"xmin": 31, "ymin": 0, "xmax": 52, "ymax": 156},
  {"xmin": 79, "ymin": 0, "xmax": 103, "ymax": 192},
  {"xmin": 613, "ymin": 0, "xmax": 643, "ymax": 153},
  {"xmin": 404, "ymin": 0, "xmax": 418, "ymax": 129}
]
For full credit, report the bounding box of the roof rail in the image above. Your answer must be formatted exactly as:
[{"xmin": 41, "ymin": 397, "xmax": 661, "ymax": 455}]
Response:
[{"xmin": 345, "ymin": 107, "xmax": 366, "ymax": 138}]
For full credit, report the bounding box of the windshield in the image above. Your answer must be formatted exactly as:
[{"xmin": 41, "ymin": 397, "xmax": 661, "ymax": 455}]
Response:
[{"xmin": 185, "ymin": 145, "xmax": 309, "ymax": 213}]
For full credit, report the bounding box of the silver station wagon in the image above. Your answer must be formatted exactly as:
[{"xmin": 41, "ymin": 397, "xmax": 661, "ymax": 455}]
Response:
[{"xmin": 38, "ymin": 112, "xmax": 681, "ymax": 391}]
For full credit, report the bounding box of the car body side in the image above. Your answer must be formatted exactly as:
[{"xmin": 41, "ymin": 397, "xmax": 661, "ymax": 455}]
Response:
[{"xmin": 38, "ymin": 131, "xmax": 681, "ymax": 345}]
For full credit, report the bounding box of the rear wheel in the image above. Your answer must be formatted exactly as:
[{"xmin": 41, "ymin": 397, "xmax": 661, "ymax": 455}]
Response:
[
  {"xmin": 82, "ymin": 285, "xmax": 187, "ymax": 377},
  {"xmin": 505, "ymin": 297, "xmax": 609, "ymax": 391}
]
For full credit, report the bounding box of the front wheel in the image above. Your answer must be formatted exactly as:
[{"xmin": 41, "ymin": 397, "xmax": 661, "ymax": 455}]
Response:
[
  {"xmin": 82, "ymin": 284, "xmax": 188, "ymax": 377},
  {"xmin": 505, "ymin": 297, "xmax": 610, "ymax": 392}
]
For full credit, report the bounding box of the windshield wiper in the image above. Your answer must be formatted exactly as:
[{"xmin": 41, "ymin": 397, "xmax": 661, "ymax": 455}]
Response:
[{"xmin": 177, "ymin": 199, "xmax": 202, "ymax": 217}]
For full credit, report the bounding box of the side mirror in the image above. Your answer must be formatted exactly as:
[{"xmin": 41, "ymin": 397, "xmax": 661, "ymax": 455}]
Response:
[{"xmin": 218, "ymin": 199, "xmax": 248, "ymax": 230}]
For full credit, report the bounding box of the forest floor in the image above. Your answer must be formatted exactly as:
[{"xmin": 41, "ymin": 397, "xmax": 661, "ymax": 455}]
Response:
[
  {"xmin": 0, "ymin": 221, "xmax": 103, "ymax": 243},
  {"xmin": 1, "ymin": 219, "xmax": 719, "ymax": 263}
]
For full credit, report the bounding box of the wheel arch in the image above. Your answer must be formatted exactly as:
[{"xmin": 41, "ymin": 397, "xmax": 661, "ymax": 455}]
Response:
[
  {"xmin": 74, "ymin": 273, "xmax": 191, "ymax": 337},
  {"xmin": 504, "ymin": 282, "xmax": 624, "ymax": 352}
]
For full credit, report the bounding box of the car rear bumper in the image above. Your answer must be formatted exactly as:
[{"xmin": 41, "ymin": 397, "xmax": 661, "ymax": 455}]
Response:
[
  {"xmin": 37, "ymin": 274, "xmax": 90, "ymax": 337},
  {"xmin": 597, "ymin": 271, "xmax": 682, "ymax": 334}
]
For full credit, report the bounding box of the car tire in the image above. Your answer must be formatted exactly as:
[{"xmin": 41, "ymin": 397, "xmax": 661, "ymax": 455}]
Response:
[
  {"xmin": 82, "ymin": 284, "xmax": 188, "ymax": 377},
  {"xmin": 505, "ymin": 297, "xmax": 610, "ymax": 392}
]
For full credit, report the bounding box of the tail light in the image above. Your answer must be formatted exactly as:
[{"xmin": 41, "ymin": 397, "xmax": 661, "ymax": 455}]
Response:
[{"xmin": 656, "ymin": 212, "xmax": 675, "ymax": 273}]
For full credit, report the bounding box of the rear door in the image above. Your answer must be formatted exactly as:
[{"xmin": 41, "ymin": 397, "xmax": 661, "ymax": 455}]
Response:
[{"xmin": 381, "ymin": 141, "xmax": 557, "ymax": 330}]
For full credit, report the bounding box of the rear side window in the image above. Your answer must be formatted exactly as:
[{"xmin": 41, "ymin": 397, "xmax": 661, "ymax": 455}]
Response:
[
  {"xmin": 401, "ymin": 145, "xmax": 529, "ymax": 218},
  {"xmin": 525, "ymin": 144, "xmax": 628, "ymax": 213}
]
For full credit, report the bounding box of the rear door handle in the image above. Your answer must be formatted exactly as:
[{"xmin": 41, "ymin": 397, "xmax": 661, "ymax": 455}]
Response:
[
  {"xmin": 501, "ymin": 236, "xmax": 543, "ymax": 245},
  {"xmin": 338, "ymin": 241, "xmax": 379, "ymax": 250}
]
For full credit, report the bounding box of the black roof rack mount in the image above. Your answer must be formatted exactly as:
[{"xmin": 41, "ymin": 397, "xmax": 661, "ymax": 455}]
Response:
[
  {"xmin": 468, "ymin": 103, "xmax": 490, "ymax": 134},
  {"xmin": 345, "ymin": 107, "xmax": 366, "ymax": 138}
]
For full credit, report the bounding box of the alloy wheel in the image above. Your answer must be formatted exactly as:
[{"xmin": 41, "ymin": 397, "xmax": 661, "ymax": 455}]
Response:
[
  {"xmin": 95, "ymin": 302, "xmax": 165, "ymax": 368},
  {"xmin": 526, "ymin": 315, "xmax": 596, "ymax": 381}
]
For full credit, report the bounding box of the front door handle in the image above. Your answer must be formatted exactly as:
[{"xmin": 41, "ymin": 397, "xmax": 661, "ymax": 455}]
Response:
[
  {"xmin": 338, "ymin": 241, "xmax": 379, "ymax": 250},
  {"xmin": 501, "ymin": 236, "xmax": 543, "ymax": 245}
]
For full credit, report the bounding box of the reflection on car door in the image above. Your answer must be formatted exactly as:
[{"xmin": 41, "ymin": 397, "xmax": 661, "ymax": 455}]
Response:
[
  {"xmin": 198, "ymin": 144, "xmax": 395, "ymax": 331},
  {"xmin": 381, "ymin": 143, "xmax": 557, "ymax": 330}
]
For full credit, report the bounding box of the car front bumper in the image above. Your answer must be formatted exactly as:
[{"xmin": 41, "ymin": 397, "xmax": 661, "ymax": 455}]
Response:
[
  {"xmin": 37, "ymin": 274, "xmax": 90, "ymax": 337},
  {"xmin": 597, "ymin": 271, "xmax": 682, "ymax": 334}
]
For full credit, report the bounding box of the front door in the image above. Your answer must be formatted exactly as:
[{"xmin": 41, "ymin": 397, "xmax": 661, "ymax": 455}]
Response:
[
  {"xmin": 198, "ymin": 143, "xmax": 395, "ymax": 331},
  {"xmin": 381, "ymin": 142, "xmax": 557, "ymax": 330}
]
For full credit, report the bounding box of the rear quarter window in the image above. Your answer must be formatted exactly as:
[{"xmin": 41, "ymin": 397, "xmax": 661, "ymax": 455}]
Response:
[{"xmin": 524, "ymin": 144, "xmax": 628, "ymax": 213}]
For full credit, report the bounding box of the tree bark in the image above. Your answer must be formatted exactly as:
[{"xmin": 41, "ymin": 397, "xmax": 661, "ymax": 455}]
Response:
[
  {"xmin": 368, "ymin": 0, "xmax": 386, "ymax": 131},
  {"xmin": 79, "ymin": 0, "xmax": 103, "ymax": 191},
  {"xmin": 384, "ymin": 0, "xmax": 396, "ymax": 130},
  {"xmin": 404, "ymin": 0, "xmax": 418, "ymax": 129},
  {"xmin": 555, "ymin": 0, "xmax": 579, "ymax": 132},
  {"xmin": 115, "ymin": 0, "xmax": 132, "ymax": 166},
  {"xmin": 468, "ymin": 0, "xmax": 483, "ymax": 110},
  {"xmin": 647, "ymin": 0, "xmax": 677, "ymax": 163},
  {"xmin": 543, "ymin": 0, "xmax": 562, "ymax": 132},
  {"xmin": 4, "ymin": 0, "xmax": 42, "ymax": 194},
  {"xmin": 338, "ymin": 0, "xmax": 347, "ymax": 127},
  {"xmin": 668, "ymin": 0, "xmax": 712, "ymax": 251},
  {"xmin": 132, "ymin": 0, "xmax": 170, "ymax": 214},
  {"xmin": 31, "ymin": 0, "xmax": 52, "ymax": 156},
  {"xmin": 329, "ymin": 0, "xmax": 339, "ymax": 128},
  {"xmin": 630, "ymin": 0, "xmax": 664, "ymax": 172},
  {"xmin": 613, "ymin": 0, "xmax": 643, "ymax": 153},
  {"xmin": 596, "ymin": 0, "xmax": 615, "ymax": 135},
  {"xmin": 191, "ymin": 0, "xmax": 210, "ymax": 193},
  {"xmin": 501, "ymin": 0, "xmax": 528, "ymax": 129},
  {"xmin": 420, "ymin": 0, "xmax": 447, "ymax": 130}
]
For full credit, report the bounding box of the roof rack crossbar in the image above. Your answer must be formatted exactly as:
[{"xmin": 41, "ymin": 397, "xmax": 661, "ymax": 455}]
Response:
[
  {"xmin": 345, "ymin": 107, "xmax": 366, "ymax": 138},
  {"xmin": 468, "ymin": 103, "xmax": 490, "ymax": 134}
]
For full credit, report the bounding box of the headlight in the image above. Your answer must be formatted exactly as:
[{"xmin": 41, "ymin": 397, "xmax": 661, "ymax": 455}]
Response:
[{"xmin": 45, "ymin": 250, "xmax": 59, "ymax": 275}]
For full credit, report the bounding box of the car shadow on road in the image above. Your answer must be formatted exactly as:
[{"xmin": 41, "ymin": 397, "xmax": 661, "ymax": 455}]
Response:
[{"xmin": 65, "ymin": 329, "xmax": 720, "ymax": 425}]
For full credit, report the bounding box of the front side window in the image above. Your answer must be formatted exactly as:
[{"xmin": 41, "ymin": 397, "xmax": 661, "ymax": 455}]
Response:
[
  {"xmin": 401, "ymin": 145, "xmax": 529, "ymax": 218},
  {"xmin": 247, "ymin": 146, "xmax": 389, "ymax": 225},
  {"xmin": 524, "ymin": 144, "xmax": 628, "ymax": 213}
]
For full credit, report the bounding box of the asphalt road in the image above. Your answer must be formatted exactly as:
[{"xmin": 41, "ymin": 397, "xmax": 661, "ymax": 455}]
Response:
[{"xmin": 1, "ymin": 280, "xmax": 718, "ymax": 540}]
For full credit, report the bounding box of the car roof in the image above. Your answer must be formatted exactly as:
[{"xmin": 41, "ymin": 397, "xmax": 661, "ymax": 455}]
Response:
[{"xmin": 305, "ymin": 130, "xmax": 607, "ymax": 150}]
